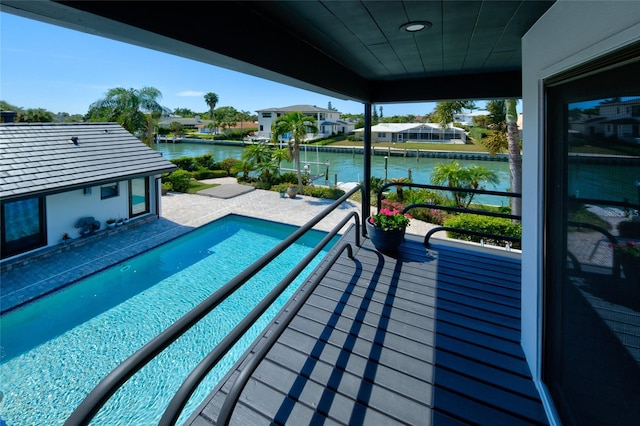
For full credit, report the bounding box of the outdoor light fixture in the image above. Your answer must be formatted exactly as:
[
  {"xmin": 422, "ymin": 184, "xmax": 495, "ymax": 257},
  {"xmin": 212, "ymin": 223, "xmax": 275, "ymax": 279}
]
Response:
[{"xmin": 400, "ymin": 21, "xmax": 432, "ymax": 32}]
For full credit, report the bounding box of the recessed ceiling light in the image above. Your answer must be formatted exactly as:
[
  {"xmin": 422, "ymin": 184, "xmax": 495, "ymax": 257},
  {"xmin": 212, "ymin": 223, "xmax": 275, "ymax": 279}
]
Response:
[{"xmin": 400, "ymin": 21, "xmax": 432, "ymax": 33}]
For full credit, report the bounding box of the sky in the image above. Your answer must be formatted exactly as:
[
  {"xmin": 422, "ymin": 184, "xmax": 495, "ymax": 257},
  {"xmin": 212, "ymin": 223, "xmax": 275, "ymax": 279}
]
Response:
[{"xmin": 0, "ymin": 12, "xmax": 489, "ymax": 118}]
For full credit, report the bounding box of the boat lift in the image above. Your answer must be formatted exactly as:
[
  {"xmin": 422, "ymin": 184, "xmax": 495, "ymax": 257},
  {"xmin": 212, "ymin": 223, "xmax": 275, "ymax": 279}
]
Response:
[{"xmin": 278, "ymin": 143, "xmax": 330, "ymax": 183}]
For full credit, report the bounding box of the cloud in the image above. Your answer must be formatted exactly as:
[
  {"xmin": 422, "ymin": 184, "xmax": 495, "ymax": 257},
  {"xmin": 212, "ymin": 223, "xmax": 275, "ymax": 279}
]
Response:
[{"xmin": 176, "ymin": 90, "xmax": 204, "ymax": 97}]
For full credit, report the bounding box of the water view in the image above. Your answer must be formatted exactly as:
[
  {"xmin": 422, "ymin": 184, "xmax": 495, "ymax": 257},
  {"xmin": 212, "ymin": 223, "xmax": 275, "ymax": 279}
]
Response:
[
  {"xmin": 153, "ymin": 141, "xmax": 640, "ymax": 207},
  {"xmin": 154, "ymin": 141, "xmax": 514, "ymax": 205}
]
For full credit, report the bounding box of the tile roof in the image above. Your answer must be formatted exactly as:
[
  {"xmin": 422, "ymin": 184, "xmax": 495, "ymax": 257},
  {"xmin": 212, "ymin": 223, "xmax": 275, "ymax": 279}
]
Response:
[{"xmin": 0, "ymin": 122, "xmax": 177, "ymax": 200}]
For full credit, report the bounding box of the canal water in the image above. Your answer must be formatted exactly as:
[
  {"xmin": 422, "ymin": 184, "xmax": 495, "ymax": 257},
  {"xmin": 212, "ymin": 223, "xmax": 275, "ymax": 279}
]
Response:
[
  {"xmin": 152, "ymin": 141, "xmax": 640, "ymax": 207},
  {"xmin": 153, "ymin": 141, "xmax": 513, "ymax": 205},
  {"xmin": 153, "ymin": 141, "xmax": 511, "ymax": 186}
]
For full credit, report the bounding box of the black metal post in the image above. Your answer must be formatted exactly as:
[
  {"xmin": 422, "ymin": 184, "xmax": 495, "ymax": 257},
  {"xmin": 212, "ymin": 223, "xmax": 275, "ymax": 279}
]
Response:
[{"xmin": 363, "ymin": 103, "xmax": 372, "ymax": 235}]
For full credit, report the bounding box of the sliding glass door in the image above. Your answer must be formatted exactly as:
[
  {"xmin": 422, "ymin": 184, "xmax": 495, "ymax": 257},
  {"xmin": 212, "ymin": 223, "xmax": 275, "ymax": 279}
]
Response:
[
  {"xmin": 544, "ymin": 49, "xmax": 640, "ymax": 424},
  {"xmin": 129, "ymin": 177, "xmax": 149, "ymax": 218}
]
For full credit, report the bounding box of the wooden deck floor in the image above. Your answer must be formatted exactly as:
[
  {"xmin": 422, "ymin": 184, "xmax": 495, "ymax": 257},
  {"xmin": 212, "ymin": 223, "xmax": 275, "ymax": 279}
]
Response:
[{"xmin": 186, "ymin": 229, "xmax": 548, "ymax": 425}]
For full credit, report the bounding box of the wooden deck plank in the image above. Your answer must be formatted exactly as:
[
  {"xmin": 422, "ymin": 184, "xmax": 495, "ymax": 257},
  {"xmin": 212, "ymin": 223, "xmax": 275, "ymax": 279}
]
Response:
[{"xmin": 185, "ymin": 231, "xmax": 547, "ymax": 425}]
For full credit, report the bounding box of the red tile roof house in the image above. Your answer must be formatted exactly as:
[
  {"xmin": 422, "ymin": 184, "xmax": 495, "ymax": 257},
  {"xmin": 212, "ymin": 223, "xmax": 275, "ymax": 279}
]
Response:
[{"xmin": 0, "ymin": 122, "xmax": 177, "ymax": 262}]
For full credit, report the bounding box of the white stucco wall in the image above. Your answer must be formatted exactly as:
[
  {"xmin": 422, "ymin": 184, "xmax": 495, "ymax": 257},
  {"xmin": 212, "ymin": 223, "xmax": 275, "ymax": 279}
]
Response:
[
  {"xmin": 46, "ymin": 181, "xmax": 130, "ymax": 243},
  {"xmin": 45, "ymin": 175, "xmax": 161, "ymax": 246},
  {"xmin": 521, "ymin": 0, "xmax": 640, "ymax": 421}
]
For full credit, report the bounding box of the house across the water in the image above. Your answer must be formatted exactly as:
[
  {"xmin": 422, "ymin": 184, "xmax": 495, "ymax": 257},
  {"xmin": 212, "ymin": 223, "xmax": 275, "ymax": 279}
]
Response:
[
  {"xmin": 255, "ymin": 104, "xmax": 354, "ymax": 141},
  {"xmin": 0, "ymin": 122, "xmax": 177, "ymax": 261},
  {"xmin": 354, "ymin": 122, "xmax": 466, "ymax": 143}
]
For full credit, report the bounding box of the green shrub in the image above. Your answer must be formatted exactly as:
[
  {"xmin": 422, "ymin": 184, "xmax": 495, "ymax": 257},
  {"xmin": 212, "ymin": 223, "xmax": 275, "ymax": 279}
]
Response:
[
  {"xmin": 251, "ymin": 181, "xmax": 271, "ymax": 190},
  {"xmin": 303, "ymin": 186, "xmax": 345, "ymax": 200},
  {"xmin": 271, "ymin": 183, "xmax": 290, "ymax": 193},
  {"xmin": 274, "ymin": 172, "xmax": 311, "ymax": 186},
  {"xmin": 166, "ymin": 169, "xmax": 192, "ymax": 192},
  {"xmin": 443, "ymin": 214, "xmax": 521, "ymax": 249},
  {"xmin": 171, "ymin": 156, "xmax": 196, "ymax": 172},
  {"xmin": 210, "ymin": 169, "xmax": 228, "ymax": 178},
  {"xmin": 409, "ymin": 207, "xmax": 450, "ymax": 225},
  {"xmin": 194, "ymin": 153, "xmax": 215, "ymax": 169},
  {"xmin": 192, "ymin": 168, "xmax": 227, "ymax": 180},
  {"xmin": 218, "ymin": 158, "xmax": 241, "ymax": 175}
]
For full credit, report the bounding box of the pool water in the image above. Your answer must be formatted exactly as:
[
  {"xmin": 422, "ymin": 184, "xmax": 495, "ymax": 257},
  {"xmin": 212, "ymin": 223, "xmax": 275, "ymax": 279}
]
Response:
[{"xmin": 0, "ymin": 215, "xmax": 335, "ymax": 425}]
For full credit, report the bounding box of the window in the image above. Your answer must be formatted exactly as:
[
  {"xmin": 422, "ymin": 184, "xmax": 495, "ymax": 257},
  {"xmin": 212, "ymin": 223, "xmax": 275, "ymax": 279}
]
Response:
[
  {"xmin": 261, "ymin": 112, "xmax": 271, "ymax": 118},
  {"xmin": 377, "ymin": 133, "xmax": 386, "ymax": 138},
  {"xmin": 101, "ymin": 182, "xmax": 119, "ymax": 199},
  {"xmin": 544, "ymin": 51, "xmax": 640, "ymax": 425},
  {"xmin": 259, "ymin": 125, "xmax": 263, "ymax": 131},
  {"xmin": 1, "ymin": 197, "xmax": 46, "ymax": 259},
  {"xmin": 129, "ymin": 177, "xmax": 149, "ymax": 217}
]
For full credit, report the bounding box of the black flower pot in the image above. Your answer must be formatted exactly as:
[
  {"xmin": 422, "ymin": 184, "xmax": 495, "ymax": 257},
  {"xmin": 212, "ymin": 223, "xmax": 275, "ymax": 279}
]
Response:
[{"xmin": 366, "ymin": 218, "xmax": 406, "ymax": 252}]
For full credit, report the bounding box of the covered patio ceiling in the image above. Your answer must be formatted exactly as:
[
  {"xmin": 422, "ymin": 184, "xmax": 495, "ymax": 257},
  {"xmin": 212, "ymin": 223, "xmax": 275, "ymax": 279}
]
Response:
[{"xmin": 1, "ymin": 0, "xmax": 555, "ymax": 104}]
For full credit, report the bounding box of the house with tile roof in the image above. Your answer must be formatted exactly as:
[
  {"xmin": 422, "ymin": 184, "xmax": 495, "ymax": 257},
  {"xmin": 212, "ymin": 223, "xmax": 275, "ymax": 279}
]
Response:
[
  {"xmin": 255, "ymin": 104, "xmax": 353, "ymax": 141},
  {"xmin": 354, "ymin": 122, "xmax": 466, "ymax": 143},
  {"xmin": 0, "ymin": 122, "xmax": 177, "ymax": 260}
]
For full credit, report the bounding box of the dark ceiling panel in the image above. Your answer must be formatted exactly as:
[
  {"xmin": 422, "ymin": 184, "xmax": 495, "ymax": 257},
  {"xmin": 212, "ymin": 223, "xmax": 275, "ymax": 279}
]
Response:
[{"xmin": 3, "ymin": 0, "xmax": 556, "ymax": 103}]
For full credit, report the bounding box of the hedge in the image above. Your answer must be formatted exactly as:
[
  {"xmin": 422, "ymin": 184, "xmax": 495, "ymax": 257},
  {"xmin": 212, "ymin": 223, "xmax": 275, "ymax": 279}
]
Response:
[
  {"xmin": 302, "ymin": 186, "xmax": 345, "ymax": 200},
  {"xmin": 194, "ymin": 153, "xmax": 215, "ymax": 169},
  {"xmin": 170, "ymin": 156, "xmax": 196, "ymax": 172},
  {"xmin": 165, "ymin": 169, "xmax": 192, "ymax": 192},
  {"xmin": 192, "ymin": 168, "xmax": 228, "ymax": 180},
  {"xmin": 443, "ymin": 214, "xmax": 522, "ymax": 249}
]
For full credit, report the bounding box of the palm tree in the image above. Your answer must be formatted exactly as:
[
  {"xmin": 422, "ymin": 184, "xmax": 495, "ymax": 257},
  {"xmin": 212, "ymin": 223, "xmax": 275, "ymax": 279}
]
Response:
[
  {"xmin": 271, "ymin": 147, "xmax": 290, "ymax": 172},
  {"xmin": 271, "ymin": 111, "xmax": 317, "ymax": 192},
  {"xmin": 89, "ymin": 87, "xmax": 167, "ymax": 144},
  {"xmin": 433, "ymin": 100, "xmax": 476, "ymax": 129},
  {"xmin": 237, "ymin": 110, "xmax": 252, "ymax": 137},
  {"xmin": 204, "ymin": 92, "xmax": 219, "ymax": 121},
  {"xmin": 481, "ymin": 99, "xmax": 522, "ymax": 217},
  {"xmin": 242, "ymin": 142, "xmax": 274, "ymax": 181},
  {"xmin": 431, "ymin": 160, "xmax": 498, "ymax": 208},
  {"xmin": 505, "ymin": 99, "xmax": 522, "ymax": 216}
]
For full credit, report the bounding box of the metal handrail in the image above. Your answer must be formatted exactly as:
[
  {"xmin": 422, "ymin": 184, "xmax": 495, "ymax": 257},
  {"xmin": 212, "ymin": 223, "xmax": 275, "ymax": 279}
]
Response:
[
  {"xmin": 217, "ymin": 243, "xmax": 356, "ymax": 426},
  {"xmin": 375, "ymin": 181, "xmax": 521, "ymax": 213},
  {"xmin": 65, "ymin": 184, "xmax": 362, "ymax": 426},
  {"xmin": 374, "ymin": 182, "xmax": 522, "ymax": 246},
  {"xmin": 159, "ymin": 214, "xmax": 361, "ymax": 424},
  {"xmin": 423, "ymin": 227, "xmax": 521, "ymax": 248}
]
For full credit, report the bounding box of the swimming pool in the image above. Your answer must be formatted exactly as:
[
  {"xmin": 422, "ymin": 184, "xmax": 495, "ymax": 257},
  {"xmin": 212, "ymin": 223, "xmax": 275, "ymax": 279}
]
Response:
[{"xmin": 0, "ymin": 215, "xmax": 335, "ymax": 425}]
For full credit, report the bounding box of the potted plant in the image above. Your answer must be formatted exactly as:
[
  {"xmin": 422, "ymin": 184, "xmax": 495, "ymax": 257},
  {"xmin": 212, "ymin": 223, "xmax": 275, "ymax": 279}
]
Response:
[
  {"xmin": 106, "ymin": 218, "xmax": 116, "ymax": 229},
  {"xmin": 366, "ymin": 203, "xmax": 412, "ymax": 252},
  {"xmin": 116, "ymin": 218, "xmax": 124, "ymax": 227},
  {"xmin": 286, "ymin": 184, "xmax": 298, "ymax": 199},
  {"xmin": 61, "ymin": 233, "xmax": 70, "ymax": 243}
]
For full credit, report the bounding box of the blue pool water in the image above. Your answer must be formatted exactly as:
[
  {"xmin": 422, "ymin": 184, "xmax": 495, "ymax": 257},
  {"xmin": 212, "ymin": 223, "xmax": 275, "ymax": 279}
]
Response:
[{"xmin": 0, "ymin": 215, "xmax": 335, "ymax": 425}]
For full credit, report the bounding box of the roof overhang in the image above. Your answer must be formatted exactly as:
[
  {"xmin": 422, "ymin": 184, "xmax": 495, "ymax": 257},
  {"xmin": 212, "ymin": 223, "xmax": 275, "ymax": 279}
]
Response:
[{"xmin": 0, "ymin": 0, "xmax": 555, "ymax": 104}]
